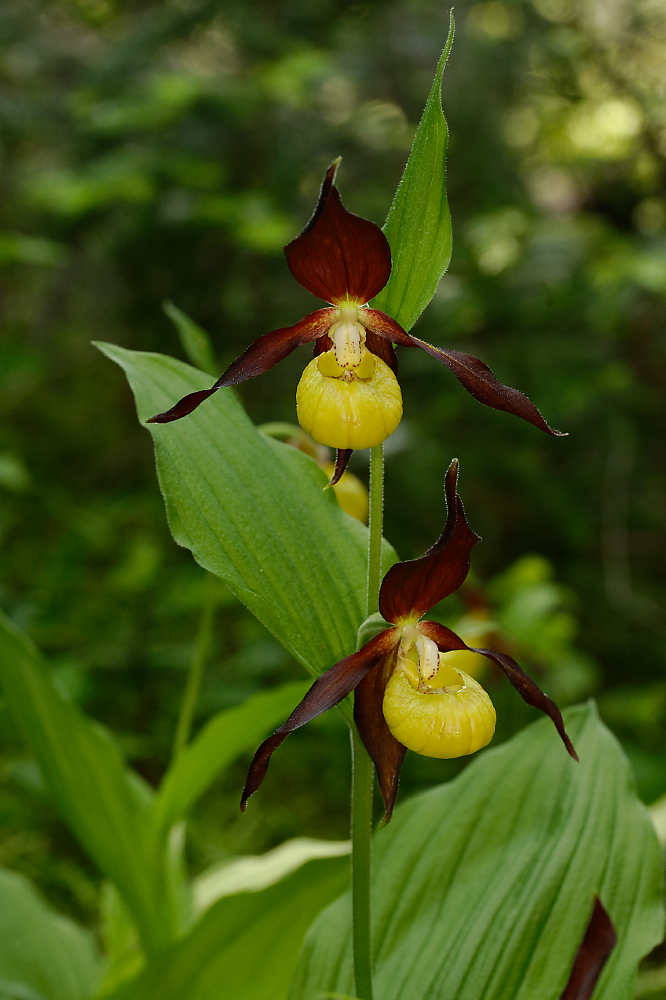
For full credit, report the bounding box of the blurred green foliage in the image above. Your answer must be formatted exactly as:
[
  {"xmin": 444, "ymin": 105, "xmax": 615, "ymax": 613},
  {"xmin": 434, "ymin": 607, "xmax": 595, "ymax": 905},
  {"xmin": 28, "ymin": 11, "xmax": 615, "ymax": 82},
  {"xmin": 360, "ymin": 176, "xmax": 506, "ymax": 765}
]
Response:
[{"xmin": 1, "ymin": 0, "xmax": 664, "ymax": 952}]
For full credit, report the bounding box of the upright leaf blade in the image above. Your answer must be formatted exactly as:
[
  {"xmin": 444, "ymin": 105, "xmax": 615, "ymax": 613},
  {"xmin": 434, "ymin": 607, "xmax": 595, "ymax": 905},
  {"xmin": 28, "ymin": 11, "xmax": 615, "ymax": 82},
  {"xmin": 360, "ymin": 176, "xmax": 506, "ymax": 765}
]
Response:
[
  {"xmin": 153, "ymin": 681, "xmax": 309, "ymax": 833},
  {"xmin": 0, "ymin": 614, "xmax": 174, "ymax": 955},
  {"xmin": 0, "ymin": 868, "xmax": 100, "ymax": 1000},
  {"xmin": 98, "ymin": 343, "xmax": 396, "ymax": 678},
  {"xmin": 163, "ymin": 301, "xmax": 217, "ymax": 375},
  {"xmin": 371, "ymin": 12, "xmax": 455, "ymax": 332},
  {"xmin": 292, "ymin": 704, "xmax": 664, "ymax": 1000},
  {"xmin": 109, "ymin": 856, "xmax": 349, "ymax": 1000}
]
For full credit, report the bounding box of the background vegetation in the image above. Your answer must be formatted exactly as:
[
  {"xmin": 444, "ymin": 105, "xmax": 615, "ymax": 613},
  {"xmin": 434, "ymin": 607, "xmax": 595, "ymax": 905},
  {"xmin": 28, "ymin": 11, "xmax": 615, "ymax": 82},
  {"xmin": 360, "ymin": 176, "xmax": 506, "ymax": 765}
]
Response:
[{"xmin": 1, "ymin": 0, "xmax": 664, "ymax": 984}]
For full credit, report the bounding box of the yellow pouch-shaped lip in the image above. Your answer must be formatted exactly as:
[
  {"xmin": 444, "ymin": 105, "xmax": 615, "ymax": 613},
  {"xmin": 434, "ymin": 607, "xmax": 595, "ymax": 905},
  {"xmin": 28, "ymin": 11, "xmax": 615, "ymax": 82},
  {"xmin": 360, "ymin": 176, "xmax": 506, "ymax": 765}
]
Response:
[
  {"xmin": 296, "ymin": 351, "xmax": 402, "ymax": 450},
  {"xmin": 382, "ymin": 655, "xmax": 496, "ymax": 759}
]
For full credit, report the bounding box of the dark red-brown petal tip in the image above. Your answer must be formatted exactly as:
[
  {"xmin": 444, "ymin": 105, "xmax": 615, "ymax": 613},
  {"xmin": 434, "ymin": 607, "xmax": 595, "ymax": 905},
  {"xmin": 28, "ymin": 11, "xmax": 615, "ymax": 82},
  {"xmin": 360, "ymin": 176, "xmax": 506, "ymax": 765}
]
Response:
[
  {"xmin": 240, "ymin": 627, "xmax": 397, "ymax": 810},
  {"xmin": 379, "ymin": 458, "xmax": 480, "ymax": 624},
  {"xmin": 148, "ymin": 309, "xmax": 334, "ymax": 424},
  {"xmin": 354, "ymin": 647, "xmax": 405, "ymax": 821},
  {"xmin": 284, "ymin": 162, "xmax": 391, "ymax": 305},
  {"xmin": 418, "ymin": 620, "xmax": 578, "ymax": 761},
  {"xmin": 327, "ymin": 448, "xmax": 353, "ymax": 487},
  {"xmin": 561, "ymin": 896, "xmax": 617, "ymax": 999},
  {"xmin": 363, "ymin": 308, "xmax": 566, "ymax": 437}
]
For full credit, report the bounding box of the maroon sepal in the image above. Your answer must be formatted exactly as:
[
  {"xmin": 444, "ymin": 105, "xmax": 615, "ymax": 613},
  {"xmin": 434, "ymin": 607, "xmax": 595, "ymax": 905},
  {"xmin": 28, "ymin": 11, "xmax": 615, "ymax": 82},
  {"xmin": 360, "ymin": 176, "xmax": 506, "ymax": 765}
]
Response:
[
  {"xmin": 149, "ymin": 309, "xmax": 334, "ymax": 424},
  {"xmin": 365, "ymin": 329, "xmax": 399, "ymax": 376},
  {"xmin": 379, "ymin": 458, "xmax": 480, "ymax": 624},
  {"xmin": 353, "ymin": 646, "xmax": 405, "ymax": 821},
  {"xmin": 329, "ymin": 449, "xmax": 353, "ymax": 487},
  {"xmin": 560, "ymin": 896, "xmax": 617, "ymax": 999},
  {"xmin": 363, "ymin": 308, "xmax": 566, "ymax": 437},
  {"xmin": 418, "ymin": 620, "xmax": 579, "ymax": 761},
  {"xmin": 284, "ymin": 160, "xmax": 391, "ymax": 306},
  {"xmin": 313, "ymin": 333, "xmax": 333, "ymax": 356},
  {"xmin": 240, "ymin": 628, "xmax": 397, "ymax": 810}
]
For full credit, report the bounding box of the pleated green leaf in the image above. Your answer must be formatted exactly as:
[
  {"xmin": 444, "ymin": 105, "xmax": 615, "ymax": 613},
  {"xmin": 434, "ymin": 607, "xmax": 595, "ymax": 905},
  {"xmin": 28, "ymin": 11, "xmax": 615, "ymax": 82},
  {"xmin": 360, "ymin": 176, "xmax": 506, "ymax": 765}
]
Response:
[
  {"xmin": 0, "ymin": 868, "xmax": 100, "ymax": 1000},
  {"xmin": 109, "ymin": 856, "xmax": 349, "ymax": 1000},
  {"xmin": 153, "ymin": 680, "xmax": 309, "ymax": 834},
  {"xmin": 291, "ymin": 704, "xmax": 664, "ymax": 1000},
  {"xmin": 0, "ymin": 613, "xmax": 175, "ymax": 956},
  {"xmin": 98, "ymin": 343, "xmax": 395, "ymax": 677},
  {"xmin": 371, "ymin": 12, "xmax": 455, "ymax": 332}
]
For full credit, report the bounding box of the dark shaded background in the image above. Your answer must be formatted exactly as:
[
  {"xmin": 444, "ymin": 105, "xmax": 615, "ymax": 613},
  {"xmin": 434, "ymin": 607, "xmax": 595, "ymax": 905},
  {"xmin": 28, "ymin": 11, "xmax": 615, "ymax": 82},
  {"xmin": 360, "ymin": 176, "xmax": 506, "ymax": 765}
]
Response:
[{"xmin": 1, "ymin": 0, "xmax": 664, "ymax": 940}]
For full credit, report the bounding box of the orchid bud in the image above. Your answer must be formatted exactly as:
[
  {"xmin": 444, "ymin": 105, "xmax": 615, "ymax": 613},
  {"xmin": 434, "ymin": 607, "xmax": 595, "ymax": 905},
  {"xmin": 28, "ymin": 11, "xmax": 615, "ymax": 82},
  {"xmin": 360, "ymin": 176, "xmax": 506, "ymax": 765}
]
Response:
[{"xmin": 322, "ymin": 461, "xmax": 369, "ymax": 522}]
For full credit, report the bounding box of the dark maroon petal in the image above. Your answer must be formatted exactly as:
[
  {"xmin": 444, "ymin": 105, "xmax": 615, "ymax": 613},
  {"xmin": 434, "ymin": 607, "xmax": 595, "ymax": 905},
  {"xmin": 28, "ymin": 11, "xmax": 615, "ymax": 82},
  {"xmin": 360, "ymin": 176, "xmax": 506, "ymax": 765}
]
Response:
[
  {"xmin": 313, "ymin": 333, "xmax": 333, "ymax": 356},
  {"xmin": 561, "ymin": 897, "xmax": 617, "ymax": 999},
  {"xmin": 329, "ymin": 449, "xmax": 353, "ymax": 486},
  {"xmin": 149, "ymin": 309, "xmax": 334, "ymax": 424},
  {"xmin": 418, "ymin": 620, "xmax": 579, "ymax": 761},
  {"xmin": 240, "ymin": 628, "xmax": 397, "ymax": 810},
  {"xmin": 284, "ymin": 161, "xmax": 391, "ymax": 305},
  {"xmin": 354, "ymin": 647, "xmax": 406, "ymax": 822},
  {"xmin": 363, "ymin": 308, "xmax": 566, "ymax": 437},
  {"xmin": 379, "ymin": 458, "xmax": 480, "ymax": 623},
  {"xmin": 365, "ymin": 329, "xmax": 399, "ymax": 376}
]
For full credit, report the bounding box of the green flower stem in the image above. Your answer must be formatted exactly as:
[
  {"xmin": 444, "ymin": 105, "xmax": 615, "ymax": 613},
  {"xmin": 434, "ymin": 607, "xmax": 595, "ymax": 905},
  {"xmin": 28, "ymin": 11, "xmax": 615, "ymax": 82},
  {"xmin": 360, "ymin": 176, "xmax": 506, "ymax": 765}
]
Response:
[
  {"xmin": 366, "ymin": 443, "xmax": 384, "ymax": 618},
  {"xmin": 351, "ymin": 725, "xmax": 375, "ymax": 1000},
  {"xmin": 351, "ymin": 441, "xmax": 384, "ymax": 1000},
  {"xmin": 172, "ymin": 574, "xmax": 217, "ymax": 760}
]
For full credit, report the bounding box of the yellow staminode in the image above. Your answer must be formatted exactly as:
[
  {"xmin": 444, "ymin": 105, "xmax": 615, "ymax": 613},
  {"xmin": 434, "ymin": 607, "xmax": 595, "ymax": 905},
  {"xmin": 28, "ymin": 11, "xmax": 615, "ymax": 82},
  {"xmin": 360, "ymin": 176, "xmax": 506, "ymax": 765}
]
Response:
[
  {"xmin": 296, "ymin": 347, "xmax": 402, "ymax": 450},
  {"xmin": 382, "ymin": 651, "xmax": 496, "ymax": 759}
]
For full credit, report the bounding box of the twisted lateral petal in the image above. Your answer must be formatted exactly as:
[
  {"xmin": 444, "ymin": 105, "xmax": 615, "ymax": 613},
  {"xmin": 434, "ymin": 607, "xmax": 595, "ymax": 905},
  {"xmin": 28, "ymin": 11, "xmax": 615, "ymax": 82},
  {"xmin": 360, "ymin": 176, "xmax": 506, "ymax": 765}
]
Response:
[
  {"xmin": 241, "ymin": 628, "xmax": 398, "ymax": 810},
  {"xmin": 379, "ymin": 458, "xmax": 480, "ymax": 623},
  {"xmin": 365, "ymin": 330, "xmax": 399, "ymax": 376},
  {"xmin": 353, "ymin": 648, "xmax": 406, "ymax": 822},
  {"xmin": 149, "ymin": 309, "xmax": 334, "ymax": 423},
  {"xmin": 418, "ymin": 620, "xmax": 578, "ymax": 761},
  {"xmin": 285, "ymin": 161, "xmax": 392, "ymax": 305},
  {"xmin": 328, "ymin": 448, "xmax": 353, "ymax": 487},
  {"xmin": 363, "ymin": 308, "xmax": 566, "ymax": 436},
  {"xmin": 560, "ymin": 896, "xmax": 617, "ymax": 1000}
]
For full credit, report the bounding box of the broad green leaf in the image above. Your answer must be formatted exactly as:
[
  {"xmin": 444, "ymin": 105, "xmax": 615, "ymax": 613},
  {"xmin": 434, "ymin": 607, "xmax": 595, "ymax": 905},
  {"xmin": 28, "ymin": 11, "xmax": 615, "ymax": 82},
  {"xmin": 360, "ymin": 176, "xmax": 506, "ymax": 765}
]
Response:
[
  {"xmin": 371, "ymin": 12, "xmax": 455, "ymax": 332},
  {"xmin": 109, "ymin": 855, "xmax": 349, "ymax": 1000},
  {"xmin": 153, "ymin": 680, "xmax": 310, "ymax": 833},
  {"xmin": 163, "ymin": 301, "xmax": 217, "ymax": 375},
  {"xmin": 292, "ymin": 704, "xmax": 664, "ymax": 1000},
  {"xmin": 0, "ymin": 867, "xmax": 100, "ymax": 1000},
  {"xmin": 192, "ymin": 837, "xmax": 350, "ymax": 913},
  {"xmin": 98, "ymin": 343, "xmax": 396, "ymax": 679},
  {"xmin": 0, "ymin": 613, "xmax": 176, "ymax": 955}
]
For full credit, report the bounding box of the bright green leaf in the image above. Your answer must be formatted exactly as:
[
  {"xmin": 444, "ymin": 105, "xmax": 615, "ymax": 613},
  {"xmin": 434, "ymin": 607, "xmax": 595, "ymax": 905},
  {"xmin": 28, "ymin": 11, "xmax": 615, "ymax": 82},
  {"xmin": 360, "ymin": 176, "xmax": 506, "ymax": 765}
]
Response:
[
  {"xmin": 0, "ymin": 613, "xmax": 176, "ymax": 955},
  {"xmin": 109, "ymin": 856, "xmax": 349, "ymax": 1000},
  {"xmin": 292, "ymin": 704, "xmax": 664, "ymax": 999},
  {"xmin": 371, "ymin": 12, "xmax": 455, "ymax": 332},
  {"xmin": 0, "ymin": 867, "xmax": 100, "ymax": 1000},
  {"xmin": 97, "ymin": 343, "xmax": 396, "ymax": 679},
  {"xmin": 163, "ymin": 301, "xmax": 217, "ymax": 375},
  {"xmin": 153, "ymin": 681, "xmax": 310, "ymax": 833}
]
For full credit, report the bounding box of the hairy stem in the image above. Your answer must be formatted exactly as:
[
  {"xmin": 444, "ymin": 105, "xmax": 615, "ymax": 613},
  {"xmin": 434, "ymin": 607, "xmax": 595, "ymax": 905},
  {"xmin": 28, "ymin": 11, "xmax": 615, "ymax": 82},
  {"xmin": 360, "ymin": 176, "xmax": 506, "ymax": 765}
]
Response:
[{"xmin": 351, "ymin": 441, "xmax": 384, "ymax": 999}]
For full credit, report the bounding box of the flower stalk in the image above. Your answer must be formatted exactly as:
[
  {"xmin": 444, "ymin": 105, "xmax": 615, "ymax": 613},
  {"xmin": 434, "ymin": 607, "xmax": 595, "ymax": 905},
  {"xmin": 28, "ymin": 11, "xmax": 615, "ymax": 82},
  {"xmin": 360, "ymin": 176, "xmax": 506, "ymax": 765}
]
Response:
[{"xmin": 351, "ymin": 442, "xmax": 384, "ymax": 999}]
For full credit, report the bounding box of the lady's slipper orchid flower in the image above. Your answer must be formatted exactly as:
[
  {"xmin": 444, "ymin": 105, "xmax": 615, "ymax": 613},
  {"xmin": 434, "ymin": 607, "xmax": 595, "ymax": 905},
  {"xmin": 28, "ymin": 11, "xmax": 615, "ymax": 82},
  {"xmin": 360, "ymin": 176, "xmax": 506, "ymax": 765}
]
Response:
[
  {"xmin": 149, "ymin": 162, "xmax": 563, "ymax": 482},
  {"xmin": 241, "ymin": 459, "xmax": 577, "ymax": 820}
]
